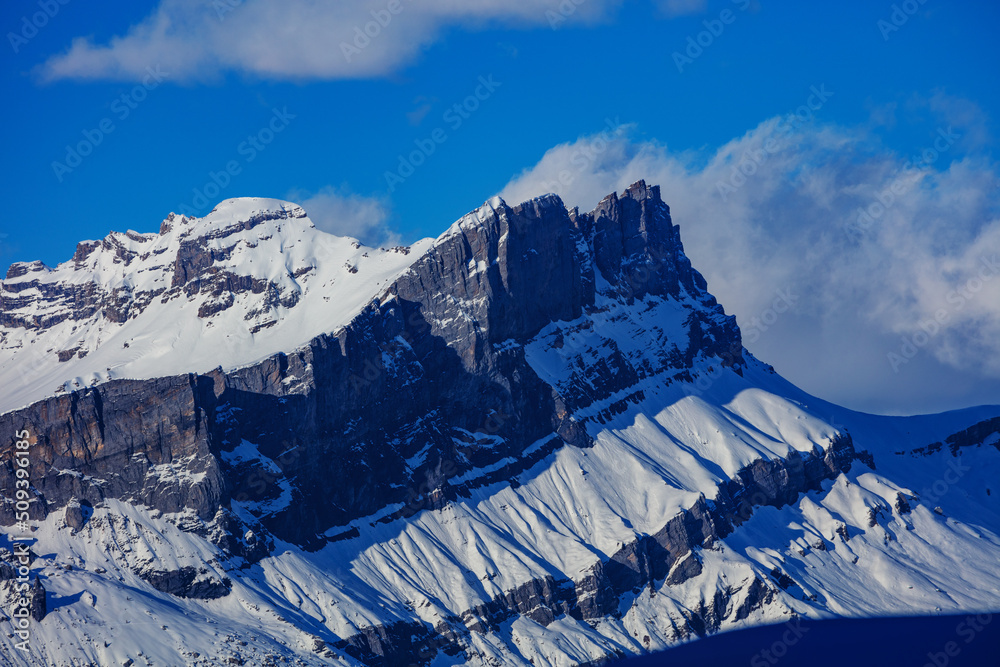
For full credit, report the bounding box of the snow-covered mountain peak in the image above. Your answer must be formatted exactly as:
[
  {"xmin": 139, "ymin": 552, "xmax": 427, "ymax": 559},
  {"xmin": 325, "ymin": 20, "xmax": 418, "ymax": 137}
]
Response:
[
  {"xmin": 4, "ymin": 259, "xmax": 49, "ymax": 280},
  {"xmin": 437, "ymin": 194, "xmax": 511, "ymax": 241},
  {"xmin": 6, "ymin": 198, "xmax": 314, "ymax": 288},
  {"xmin": 0, "ymin": 199, "xmax": 434, "ymax": 414},
  {"xmin": 165, "ymin": 197, "xmax": 311, "ymax": 238},
  {"xmin": 0, "ymin": 180, "xmax": 733, "ymax": 419},
  {"xmin": 199, "ymin": 195, "xmax": 306, "ymax": 221}
]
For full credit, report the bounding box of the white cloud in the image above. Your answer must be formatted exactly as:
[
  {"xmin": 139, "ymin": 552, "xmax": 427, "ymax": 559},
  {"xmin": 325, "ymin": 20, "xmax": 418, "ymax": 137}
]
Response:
[
  {"xmin": 288, "ymin": 186, "xmax": 400, "ymax": 247},
  {"xmin": 38, "ymin": 0, "xmax": 621, "ymax": 82},
  {"xmin": 500, "ymin": 108, "xmax": 1000, "ymax": 415}
]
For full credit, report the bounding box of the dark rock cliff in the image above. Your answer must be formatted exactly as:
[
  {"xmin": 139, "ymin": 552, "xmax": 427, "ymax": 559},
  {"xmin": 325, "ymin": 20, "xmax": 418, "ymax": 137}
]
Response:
[{"xmin": 0, "ymin": 375, "xmax": 224, "ymax": 525}]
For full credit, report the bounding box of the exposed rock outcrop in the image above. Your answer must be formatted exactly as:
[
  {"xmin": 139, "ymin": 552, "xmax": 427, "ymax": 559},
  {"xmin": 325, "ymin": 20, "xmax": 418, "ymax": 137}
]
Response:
[
  {"xmin": 138, "ymin": 566, "xmax": 231, "ymax": 599},
  {"xmin": 30, "ymin": 577, "xmax": 46, "ymax": 621},
  {"xmin": 0, "ymin": 375, "xmax": 224, "ymax": 526},
  {"xmin": 63, "ymin": 498, "xmax": 93, "ymax": 532}
]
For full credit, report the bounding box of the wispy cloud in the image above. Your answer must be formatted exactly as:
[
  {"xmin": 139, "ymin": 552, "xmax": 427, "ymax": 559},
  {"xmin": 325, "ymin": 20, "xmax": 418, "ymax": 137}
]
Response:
[
  {"xmin": 406, "ymin": 96, "xmax": 435, "ymax": 126},
  {"xmin": 501, "ymin": 95, "xmax": 1000, "ymax": 413},
  {"xmin": 655, "ymin": 0, "xmax": 708, "ymax": 18},
  {"xmin": 287, "ymin": 186, "xmax": 400, "ymax": 247},
  {"xmin": 38, "ymin": 0, "xmax": 621, "ymax": 83}
]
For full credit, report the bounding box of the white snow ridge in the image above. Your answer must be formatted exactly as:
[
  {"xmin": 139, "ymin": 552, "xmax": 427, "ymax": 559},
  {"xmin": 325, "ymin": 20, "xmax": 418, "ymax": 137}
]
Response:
[{"xmin": 0, "ymin": 197, "xmax": 432, "ymax": 415}]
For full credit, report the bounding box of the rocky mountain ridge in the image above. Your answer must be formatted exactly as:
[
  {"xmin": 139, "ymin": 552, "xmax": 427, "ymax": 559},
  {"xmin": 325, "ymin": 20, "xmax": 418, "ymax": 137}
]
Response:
[{"xmin": 0, "ymin": 182, "xmax": 742, "ymax": 543}]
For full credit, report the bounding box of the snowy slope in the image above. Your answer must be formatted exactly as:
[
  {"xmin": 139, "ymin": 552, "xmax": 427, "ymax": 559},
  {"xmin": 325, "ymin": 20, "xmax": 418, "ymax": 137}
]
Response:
[{"xmin": 0, "ymin": 198, "xmax": 432, "ymax": 415}]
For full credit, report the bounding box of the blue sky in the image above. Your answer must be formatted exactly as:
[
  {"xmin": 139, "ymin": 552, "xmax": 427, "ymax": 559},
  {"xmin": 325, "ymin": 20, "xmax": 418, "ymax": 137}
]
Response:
[{"xmin": 2, "ymin": 0, "xmax": 1000, "ymax": 415}]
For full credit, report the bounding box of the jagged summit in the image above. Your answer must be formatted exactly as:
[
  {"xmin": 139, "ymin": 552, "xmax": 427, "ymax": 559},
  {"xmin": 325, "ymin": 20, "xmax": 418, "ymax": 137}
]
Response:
[
  {"xmin": 5, "ymin": 198, "xmax": 312, "ymax": 282},
  {"xmin": 160, "ymin": 197, "xmax": 310, "ymax": 236}
]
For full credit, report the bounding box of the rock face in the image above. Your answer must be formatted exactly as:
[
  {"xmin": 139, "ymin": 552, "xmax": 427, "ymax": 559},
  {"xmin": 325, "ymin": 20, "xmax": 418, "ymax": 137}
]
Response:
[
  {"xmin": 926, "ymin": 416, "xmax": 1000, "ymax": 456},
  {"xmin": 63, "ymin": 498, "xmax": 93, "ymax": 532},
  {"xmin": 0, "ymin": 375, "xmax": 224, "ymax": 526},
  {"xmin": 30, "ymin": 577, "xmax": 46, "ymax": 622},
  {"xmin": 711, "ymin": 434, "xmax": 855, "ymax": 534},
  {"xmin": 588, "ymin": 182, "xmax": 705, "ymax": 303},
  {"xmin": 138, "ymin": 566, "xmax": 231, "ymax": 600}
]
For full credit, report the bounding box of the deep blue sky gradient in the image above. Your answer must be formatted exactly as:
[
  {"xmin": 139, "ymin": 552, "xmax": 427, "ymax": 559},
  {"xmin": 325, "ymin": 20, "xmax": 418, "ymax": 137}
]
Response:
[{"xmin": 2, "ymin": 0, "xmax": 997, "ymax": 269}]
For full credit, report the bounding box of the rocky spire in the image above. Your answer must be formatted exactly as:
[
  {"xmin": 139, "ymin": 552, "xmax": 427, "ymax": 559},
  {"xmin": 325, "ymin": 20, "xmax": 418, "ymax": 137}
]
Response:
[{"xmin": 30, "ymin": 577, "xmax": 46, "ymax": 622}]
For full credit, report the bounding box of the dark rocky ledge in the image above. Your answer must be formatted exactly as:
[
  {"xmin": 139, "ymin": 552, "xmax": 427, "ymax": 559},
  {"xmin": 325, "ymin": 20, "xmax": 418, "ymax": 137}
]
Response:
[{"xmin": 138, "ymin": 566, "xmax": 232, "ymax": 600}]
